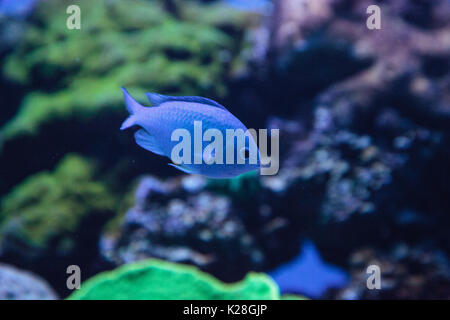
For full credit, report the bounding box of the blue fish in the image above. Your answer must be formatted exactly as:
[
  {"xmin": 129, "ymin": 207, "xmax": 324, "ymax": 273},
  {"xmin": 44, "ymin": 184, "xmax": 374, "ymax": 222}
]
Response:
[{"xmin": 120, "ymin": 88, "xmax": 260, "ymax": 178}]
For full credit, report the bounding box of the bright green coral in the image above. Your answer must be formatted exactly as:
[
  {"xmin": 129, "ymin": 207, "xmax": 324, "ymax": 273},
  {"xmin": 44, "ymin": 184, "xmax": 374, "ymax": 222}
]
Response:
[
  {"xmin": 281, "ymin": 294, "xmax": 308, "ymax": 300},
  {"xmin": 1, "ymin": 0, "xmax": 250, "ymax": 140},
  {"xmin": 0, "ymin": 154, "xmax": 115, "ymax": 252},
  {"xmin": 68, "ymin": 259, "xmax": 280, "ymax": 300}
]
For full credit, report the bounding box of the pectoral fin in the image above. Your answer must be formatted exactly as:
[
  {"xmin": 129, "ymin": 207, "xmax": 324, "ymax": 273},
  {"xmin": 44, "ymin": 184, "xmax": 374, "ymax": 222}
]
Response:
[{"xmin": 134, "ymin": 129, "xmax": 164, "ymax": 156}]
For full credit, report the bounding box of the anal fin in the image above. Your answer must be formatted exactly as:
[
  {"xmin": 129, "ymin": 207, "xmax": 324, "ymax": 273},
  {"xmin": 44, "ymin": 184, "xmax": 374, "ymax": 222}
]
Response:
[
  {"xmin": 134, "ymin": 129, "xmax": 164, "ymax": 156},
  {"xmin": 168, "ymin": 163, "xmax": 197, "ymax": 175}
]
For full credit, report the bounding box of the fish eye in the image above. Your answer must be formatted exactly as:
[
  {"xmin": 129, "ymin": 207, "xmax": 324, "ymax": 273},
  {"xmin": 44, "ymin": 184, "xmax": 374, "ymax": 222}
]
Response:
[{"xmin": 240, "ymin": 147, "xmax": 250, "ymax": 160}]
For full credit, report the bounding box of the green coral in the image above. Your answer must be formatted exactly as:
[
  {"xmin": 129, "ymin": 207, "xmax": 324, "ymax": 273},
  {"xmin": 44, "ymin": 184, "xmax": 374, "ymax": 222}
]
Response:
[
  {"xmin": 0, "ymin": 154, "xmax": 114, "ymax": 252},
  {"xmin": 68, "ymin": 258, "xmax": 280, "ymax": 300},
  {"xmin": 281, "ymin": 294, "xmax": 308, "ymax": 300},
  {"xmin": 1, "ymin": 0, "xmax": 250, "ymax": 139}
]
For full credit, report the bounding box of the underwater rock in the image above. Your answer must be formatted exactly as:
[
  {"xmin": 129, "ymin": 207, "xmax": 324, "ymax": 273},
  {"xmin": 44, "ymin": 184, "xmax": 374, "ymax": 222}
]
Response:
[
  {"xmin": 334, "ymin": 243, "xmax": 450, "ymax": 300},
  {"xmin": 101, "ymin": 170, "xmax": 329, "ymax": 283},
  {"xmin": 68, "ymin": 258, "xmax": 279, "ymax": 300},
  {"xmin": 240, "ymin": 0, "xmax": 450, "ymax": 126},
  {"xmin": 101, "ymin": 174, "xmax": 267, "ymax": 281},
  {"xmin": 0, "ymin": 263, "xmax": 58, "ymax": 300},
  {"xmin": 247, "ymin": 0, "xmax": 450, "ymax": 225}
]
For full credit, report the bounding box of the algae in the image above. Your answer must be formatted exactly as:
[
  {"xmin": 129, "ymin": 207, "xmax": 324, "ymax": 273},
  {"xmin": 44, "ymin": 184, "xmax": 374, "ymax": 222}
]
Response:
[
  {"xmin": 0, "ymin": 154, "xmax": 114, "ymax": 252},
  {"xmin": 1, "ymin": 0, "xmax": 250, "ymax": 140},
  {"xmin": 68, "ymin": 258, "xmax": 280, "ymax": 300}
]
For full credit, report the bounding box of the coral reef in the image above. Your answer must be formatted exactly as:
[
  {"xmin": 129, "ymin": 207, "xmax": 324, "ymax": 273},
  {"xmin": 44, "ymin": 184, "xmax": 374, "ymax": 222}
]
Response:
[
  {"xmin": 0, "ymin": 154, "xmax": 115, "ymax": 295},
  {"xmin": 1, "ymin": 0, "xmax": 449, "ymax": 300},
  {"xmin": 0, "ymin": 154, "xmax": 114, "ymax": 253},
  {"xmin": 242, "ymin": 0, "xmax": 450, "ymax": 298},
  {"xmin": 1, "ymin": 0, "xmax": 251, "ymax": 140},
  {"xmin": 102, "ymin": 0, "xmax": 450, "ymax": 298},
  {"xmin": 0, "ymin": 0, "xmax": 261, "ymax": 299},
  {"xmin": 68, "ymin": 258, "xmax": 279, "ymax": 300},
  {"xmin": 0, "ymin": 263, "xmax": 58, "ymax": 300},
  {"xmin": 0, "ymin": 0, "xmax": 256, "ymax": 205}
]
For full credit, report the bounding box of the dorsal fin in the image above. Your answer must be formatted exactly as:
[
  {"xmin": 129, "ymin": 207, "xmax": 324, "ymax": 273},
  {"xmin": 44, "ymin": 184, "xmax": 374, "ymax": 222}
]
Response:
[{"xmin": 145, "ymin": 93, "xmax": 228, "ymax": 111}]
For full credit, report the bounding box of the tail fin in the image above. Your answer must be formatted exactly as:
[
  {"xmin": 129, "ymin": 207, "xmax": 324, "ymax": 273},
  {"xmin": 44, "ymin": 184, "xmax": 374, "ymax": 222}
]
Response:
[{"xmin": 120, "ymin": 87, "xmax": 143, "ymax": 130}]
